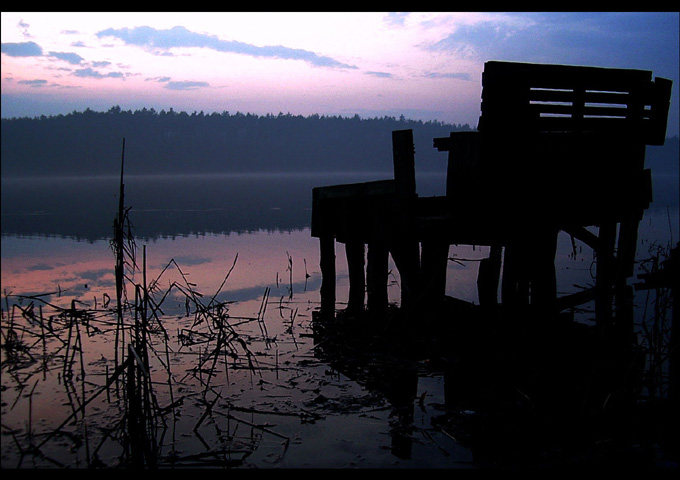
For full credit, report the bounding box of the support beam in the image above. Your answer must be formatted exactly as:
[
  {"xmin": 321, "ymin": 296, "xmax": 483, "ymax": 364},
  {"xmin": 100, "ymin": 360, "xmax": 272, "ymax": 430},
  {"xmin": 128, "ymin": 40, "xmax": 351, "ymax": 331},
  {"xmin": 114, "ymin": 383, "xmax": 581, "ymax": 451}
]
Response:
[
  {"xmin": 616, "ymin": 211, "xmax": 642, "ymax": 284},
  {"xmin": 319, "ymin": 235, "xmax": 336, "ymax": 314},
  {"xmin": 530, "ymin": 227, "xmax": 558, "ymax": 314},
  {"xmin": 346, "ymin": 240, "xmax": 365, "ymax": 313},
  {"xmin": 596, "ymin": 221, "xmax": 617, "ymax": 324},
  {"xmin": 391, "ymin": 129, "xmax": 421, "ymax": 310},
  {"xmin": 420, "ymin": 239, "xmax": 450, "ymax": 307},
  {"xmin": 477, "ymin": 245, "xmax": 502, "ymax": 307},
  {"xmin": 502, "ymin": 239, "xmax": 530, "ymax": 307},
  {"xmin": 501, "ymin": 226, "xmax": 558, "ymax": 313},
  {"xmin": 367, "ymin": 240, "xmax": 389, "ymax": 315}
]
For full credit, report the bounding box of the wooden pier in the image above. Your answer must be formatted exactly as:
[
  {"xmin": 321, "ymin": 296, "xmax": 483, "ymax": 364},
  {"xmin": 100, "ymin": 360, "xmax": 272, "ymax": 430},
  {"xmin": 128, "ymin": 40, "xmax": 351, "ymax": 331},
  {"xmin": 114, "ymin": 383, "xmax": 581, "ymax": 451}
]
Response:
[{"xmin": 311, "ymin": 61, "xmax": 672, "ymax": 327}]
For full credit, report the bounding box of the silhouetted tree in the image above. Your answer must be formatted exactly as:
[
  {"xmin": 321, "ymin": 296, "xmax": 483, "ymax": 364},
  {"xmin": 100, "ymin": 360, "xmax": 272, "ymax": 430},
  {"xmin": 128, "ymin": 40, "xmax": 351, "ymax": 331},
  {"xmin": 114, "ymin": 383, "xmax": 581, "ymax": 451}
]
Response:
[{"xmin": 0, "ymin": 106, "xmax": 469, "ymax": 177}]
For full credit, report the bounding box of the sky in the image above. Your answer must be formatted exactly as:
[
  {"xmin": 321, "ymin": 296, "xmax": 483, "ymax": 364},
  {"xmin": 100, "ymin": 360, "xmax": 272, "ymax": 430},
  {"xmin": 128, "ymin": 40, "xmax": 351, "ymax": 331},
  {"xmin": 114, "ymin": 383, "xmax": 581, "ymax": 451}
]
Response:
[{"xmin": 1, "ymin": 11, "xmax": 678, "ymax": 136}]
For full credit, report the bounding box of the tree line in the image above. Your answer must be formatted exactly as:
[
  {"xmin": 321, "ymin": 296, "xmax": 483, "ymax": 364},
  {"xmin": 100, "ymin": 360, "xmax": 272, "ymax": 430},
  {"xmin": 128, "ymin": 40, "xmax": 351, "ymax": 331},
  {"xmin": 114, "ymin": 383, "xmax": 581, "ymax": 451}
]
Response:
[{"xmin": 1, "ymin": 106, "xmax": 472, "ymax": 177}]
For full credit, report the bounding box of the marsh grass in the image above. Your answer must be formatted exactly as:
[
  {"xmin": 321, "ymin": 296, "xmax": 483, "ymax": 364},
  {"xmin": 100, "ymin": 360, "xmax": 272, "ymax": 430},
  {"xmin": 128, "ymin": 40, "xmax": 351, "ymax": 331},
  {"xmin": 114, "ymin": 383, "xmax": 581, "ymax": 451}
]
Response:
[
  {"xmin": 0, "ymin": 140, "xmax": 275, "ymax": 468},
  {"xmin": 636, "ymin": 241, "xmax": 676, "ymax": 400}
]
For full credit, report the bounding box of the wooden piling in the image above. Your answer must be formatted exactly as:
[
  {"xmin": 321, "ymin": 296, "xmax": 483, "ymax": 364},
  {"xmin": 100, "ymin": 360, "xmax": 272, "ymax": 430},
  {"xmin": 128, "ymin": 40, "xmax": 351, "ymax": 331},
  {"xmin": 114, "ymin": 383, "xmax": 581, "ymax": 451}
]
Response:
[
  {"xmin": 367, "ymin": 239, "xmax": 389, "ymax": 315},
  {"xmin": 500, "ymin": 225, "xmax": 558, "ymax": 313},
  {"xmin": 420, "ymin": 239, "xmax": 449, "ymax": 307},
  {"xmin": 390, "ymin": 130, "xmax": 421, "ymax": 310},
  {"xmin": 346, "ymin": 240, "xmax": 366, "ymax": 313},
  {"xmin": 616, "ymin": 210, "xmax": 643, "ymax": 284},
  {"xmin": 477, "ymin": 245, "xmax": 502, "ymax": 307},
  {"xmin": 392, "ymin": 129, "xmax": 416, "ymax": 199},
  {"xmin": 596, "ymin": 220, "xmax": 617, "ymax": 324},
  {"xmin": 530, "ymin": 227, "xmax": 558, "ymax": 313},
  {"xmin": 319, "ymin": 234, "xmax": 336, "ymax": 314},
  {"xmin": 501, "ymin": 239, "xmax": 530, "ymax": 307}
]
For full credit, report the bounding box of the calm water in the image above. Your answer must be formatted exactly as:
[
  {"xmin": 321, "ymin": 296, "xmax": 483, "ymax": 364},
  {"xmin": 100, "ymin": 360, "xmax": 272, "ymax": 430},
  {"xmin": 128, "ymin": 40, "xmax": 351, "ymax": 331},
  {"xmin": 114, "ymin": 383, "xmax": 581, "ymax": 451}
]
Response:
[
  {"xmin": 2, "ymin": 171, "xmax": 677, "ymax": 308},
  {"xmin": 1, "ymin": 171, "xmax": 678, "ymax": 468}
]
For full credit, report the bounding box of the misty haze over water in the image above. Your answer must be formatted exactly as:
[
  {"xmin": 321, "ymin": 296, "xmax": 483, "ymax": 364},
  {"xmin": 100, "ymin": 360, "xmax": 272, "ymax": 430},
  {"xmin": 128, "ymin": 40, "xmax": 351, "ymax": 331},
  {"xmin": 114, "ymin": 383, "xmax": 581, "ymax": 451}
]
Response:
[{"xmin": 1, "ymin": 107, "xmax": 677, "ymax": 241}]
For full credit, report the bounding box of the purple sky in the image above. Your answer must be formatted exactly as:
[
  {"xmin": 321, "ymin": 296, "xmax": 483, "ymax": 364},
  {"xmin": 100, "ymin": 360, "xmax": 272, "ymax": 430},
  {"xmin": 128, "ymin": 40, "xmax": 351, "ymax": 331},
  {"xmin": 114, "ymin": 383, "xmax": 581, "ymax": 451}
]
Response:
[{"xmin": 2, "ymin": 12, "xmax": 678, "ymax": 135}]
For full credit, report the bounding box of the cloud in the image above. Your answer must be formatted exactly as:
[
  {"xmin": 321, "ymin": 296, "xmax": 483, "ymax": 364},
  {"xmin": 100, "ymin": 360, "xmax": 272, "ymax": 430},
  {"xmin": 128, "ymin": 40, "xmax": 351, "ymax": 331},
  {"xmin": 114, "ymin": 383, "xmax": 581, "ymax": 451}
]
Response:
[
  {"xmin": 27, "ymin": 263, "xmax": 54, "ymax": 271},
  {"xmin": 145, "ymin": 76, "xmax": 207, "ymax": 90},
  {"xmin": 426, "ymin": 21, "xmax": 514, "ymax": 60},
  {"xmin": 424, "ymin": 72, "xmax": 471, "ymax": 81},
  {"xmin": 1, "ymin": 41, "xmax": 43, "ymax": 57},
  {"xmin": 164, "ymin": 80, "xmax": 210, "ymax": 91},
  {"xmin": 2, "ymin": 41, "xmax": 87, "ymax": 66},
  {"xmin": 96, "ymin": 25, "xmax": 357, "ymax": 69},
  {"xmin": 48, "ymin": 51, "xmax": 84, "ymax": 65},
  {"xmin": 146, "ymin": 76, "xmax": 172, "ymax": 83},
  {"xmin": 73, "ymin": 67, "xmax": 125, "ymax": 79},
  {"xmin": 423, "ymin": 12, "xmax": 680, "ymax": 71},
  {"xmin": 365, "ymin": 71, "xmax": 394, "ymax": 79},
  {"xmin": 384, "ymin": 12, "xmax": 410, "ymax": 27},
  {"xmin": 18, "ymin": 19, "xmax": 32, "ymax": 39},
  {"xmin": 18, "ymin": 79, "xmax": 49, "ymax": 87}
]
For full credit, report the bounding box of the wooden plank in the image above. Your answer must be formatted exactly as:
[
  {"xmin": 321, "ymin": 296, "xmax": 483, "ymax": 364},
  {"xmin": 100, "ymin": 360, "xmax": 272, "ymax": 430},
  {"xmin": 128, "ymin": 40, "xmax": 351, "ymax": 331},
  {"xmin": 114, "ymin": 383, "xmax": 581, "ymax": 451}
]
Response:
[
  {"xmin": 443, "ymin": 132, "xmax": 481, "ymax": 198},
  {"xmin": 433, "ymin": 136, "xmax": 452, "ymax": 152},
  {"xmin": 483, "ymin": 61, "xmax": 652, "ymax": 91},
  {"xmin": 478, "ymin": 61, "xmax": 670, "ymax": 141},
  {"xmin": 313, "ymin": 179, "xmax": 396, "ymax": 200},
  {"xmin": 526, "ymin": 103, "xmax": 633, "ymax": 118},
  {"xmin": 312, "ymin": 180, "xmax": 397, "ymax": 239}
]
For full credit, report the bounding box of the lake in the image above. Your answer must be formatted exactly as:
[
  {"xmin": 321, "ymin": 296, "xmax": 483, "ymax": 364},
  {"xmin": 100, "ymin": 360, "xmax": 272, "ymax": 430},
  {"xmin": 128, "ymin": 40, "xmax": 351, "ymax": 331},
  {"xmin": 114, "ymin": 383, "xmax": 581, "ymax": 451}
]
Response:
[{"xmin": 1, "ymin": 171, "xmax": 678, "ymax": 468}]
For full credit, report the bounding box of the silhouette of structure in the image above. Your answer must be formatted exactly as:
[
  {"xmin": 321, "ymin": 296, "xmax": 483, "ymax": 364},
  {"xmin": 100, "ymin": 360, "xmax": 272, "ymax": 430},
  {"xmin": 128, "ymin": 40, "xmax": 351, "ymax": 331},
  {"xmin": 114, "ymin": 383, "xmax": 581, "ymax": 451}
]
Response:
[{"xmin": 311, "ymin": 61, "xmax": 672, "ymax": 329}]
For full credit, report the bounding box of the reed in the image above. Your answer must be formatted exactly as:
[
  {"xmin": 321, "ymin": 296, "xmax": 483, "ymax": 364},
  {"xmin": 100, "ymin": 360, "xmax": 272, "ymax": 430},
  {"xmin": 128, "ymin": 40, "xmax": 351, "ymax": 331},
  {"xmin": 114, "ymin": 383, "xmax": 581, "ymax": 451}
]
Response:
[
  {"xmin": 0, "ymin": 136, "xmax": 273, "ymax": 467},
  {"xmin": 636, "ymin": 241, "xmax": 676, "ymax": 400}
]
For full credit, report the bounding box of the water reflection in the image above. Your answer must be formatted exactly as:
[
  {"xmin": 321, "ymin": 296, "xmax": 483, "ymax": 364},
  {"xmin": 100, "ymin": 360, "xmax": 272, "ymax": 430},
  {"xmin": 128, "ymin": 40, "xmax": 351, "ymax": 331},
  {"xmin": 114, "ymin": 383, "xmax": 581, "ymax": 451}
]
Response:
[
  {"xmin": 2, "ymin": 171, "xmax": 675, "ymax": 240},
  {"xmin": 1, "ymin": 171, "xmax": 678, "ymax": 468},
  {"xmin": 2, "ymin": 172, "xmax": 677, "ymax": 310},
  {"xmin": 1, "ymin": 172, "xmax": 442, "ymax": 309},
  {"xmin": 1, "ymin": 172, "xmax": 412, "ymax": 241}
]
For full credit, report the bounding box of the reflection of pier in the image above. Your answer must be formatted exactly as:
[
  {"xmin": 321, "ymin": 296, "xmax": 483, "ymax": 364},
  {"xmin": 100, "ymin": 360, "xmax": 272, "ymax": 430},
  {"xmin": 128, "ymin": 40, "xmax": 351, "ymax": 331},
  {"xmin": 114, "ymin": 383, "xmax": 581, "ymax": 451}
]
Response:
[{"xmin": 311, "ymin": 61, "xmax": 672, "ymax": 331}]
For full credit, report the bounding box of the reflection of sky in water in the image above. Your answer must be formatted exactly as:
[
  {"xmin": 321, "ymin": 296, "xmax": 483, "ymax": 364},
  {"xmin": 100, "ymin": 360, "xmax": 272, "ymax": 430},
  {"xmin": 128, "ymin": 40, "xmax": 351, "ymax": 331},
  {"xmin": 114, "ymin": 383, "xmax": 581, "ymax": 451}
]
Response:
[
  {"xmin": 0, "ymin": 230, "xmax": 482, "ymax": 311},
  {"xmin": 1, "ymin": 230, "xmax": 323, "ymax": 309},
  {"xmin": 1, "ymin": 172, "xmax": 677, "ymax": 312},
  {"xmin": 0, "ymin": 175, "xmax": 677, "ymax": 463},
  {"xmin": 1, "ymin": 172, "xmax": 676, "ymax": 469},
  {"xmin": 4, "ymin": 209, "xmax": 676, "ymax": 314},
  {"xmin": 1, "ymin": 236, "xmax": 115, "ymax": 302}
]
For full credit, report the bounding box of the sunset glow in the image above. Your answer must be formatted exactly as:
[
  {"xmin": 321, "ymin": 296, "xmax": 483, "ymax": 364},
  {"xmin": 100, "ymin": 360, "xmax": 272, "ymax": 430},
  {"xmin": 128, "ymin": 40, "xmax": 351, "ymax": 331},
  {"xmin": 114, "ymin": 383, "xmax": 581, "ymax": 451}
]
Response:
[{"xmin": 2, "ymin": 11, "xmax": 678, "ymax": 134}]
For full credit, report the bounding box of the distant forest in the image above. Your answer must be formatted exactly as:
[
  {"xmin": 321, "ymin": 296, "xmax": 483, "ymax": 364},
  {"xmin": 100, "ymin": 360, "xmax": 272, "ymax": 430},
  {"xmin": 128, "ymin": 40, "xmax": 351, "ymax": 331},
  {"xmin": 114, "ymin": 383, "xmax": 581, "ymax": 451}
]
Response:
[
  {"xmin": 1, "ymin": 106, "xmax": 677, "ymax": 178},
  {"xmin": 0, "ymin": 106, "xmax": 473, "ymax": 178}
]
